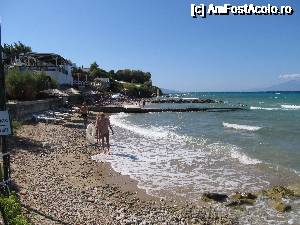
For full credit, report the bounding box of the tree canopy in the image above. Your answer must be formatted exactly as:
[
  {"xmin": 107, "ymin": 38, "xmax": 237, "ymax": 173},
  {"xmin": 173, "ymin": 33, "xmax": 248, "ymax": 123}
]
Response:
[
  {"xmin": 89, "ymin": 61, "xmax": 109, "ymax": 79},
  {"xmin": 90, "ymin": 62, "xmax": 99, "ymax": 72},
  {"xmin": 3, "ymin": 41, "xmax": 32, "ymax": 64},
  {"xmin": 114, "ymin": 69, "xmax": 151, "ymax": 84}
]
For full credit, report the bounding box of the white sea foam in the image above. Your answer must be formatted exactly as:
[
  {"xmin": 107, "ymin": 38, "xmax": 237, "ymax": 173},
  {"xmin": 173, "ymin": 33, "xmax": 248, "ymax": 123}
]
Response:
[
  {"xmin": 106, "ymin": 113, "xmax": 266, "ymax": 183},
  {"xmin": 250, "ymin": 106, "xmax": 281, "ymax": 111},
  {"xmin": 110, "ymin": 114, "xmax": 262, "ymax": 166},
  {"xmin": 101, "ymin": 110, "xmax": 299, "ymax": 225},
  {"xmin": 230, "ymin": 148, "xmax": 261, "ymax": 165},
  {"xmin": 91, "ymin": 112, "xmax": 278, "ymax": 225},
  {"xmin": 281, "ymin": 105, "xmax": 300, "ymax": 110},
  {"xmin": 182, "ymin": 97, "xmax": 199, "ymax": 100},
  {"xmin": 223, "ymin": 122, "xmax": 262, "ymax": 131},
  {"xmin": 110, "ymin": 113, "xmax": 183, "ymax": 140},
  {"xmin": 251, "ymin": 105, "xmax": 300, "ymax": 111},
  {"xmin": 206, "ymin": 142, "xmax": 261, "ymax": 165}
]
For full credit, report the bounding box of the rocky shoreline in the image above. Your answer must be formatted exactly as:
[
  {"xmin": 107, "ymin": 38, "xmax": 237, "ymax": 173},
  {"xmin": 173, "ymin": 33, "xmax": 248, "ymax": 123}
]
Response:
[{"xmin": 9, "ymin": 113, "xmax": 236, "ymax": 225}]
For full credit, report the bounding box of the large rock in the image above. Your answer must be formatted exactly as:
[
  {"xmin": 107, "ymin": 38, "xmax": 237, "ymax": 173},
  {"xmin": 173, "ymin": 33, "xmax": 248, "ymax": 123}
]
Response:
[
  {"xmin": 202, "ymin": 193, "xmax": 228, "ymax": 202},
  {"xmin": 272, "ymin": 201, "xmax": 292, "ymax": 212},
  {"xmin": 261, "ymin": 186, "xmax": 295, "ymax": 200},
  {"xmin": 231, "ymin": 192, "xmax": 257, "ymax": 200},
  {"xmin": 226, "ymin": 192, "xmax": 257, "ymax": 210},
  {"xmin": 226, "ymin": 199, "xmax": 256, "ymax": 207},
  {"xmin": 288, "ymin": 185, "xmax": 300, "ymax": 198}
]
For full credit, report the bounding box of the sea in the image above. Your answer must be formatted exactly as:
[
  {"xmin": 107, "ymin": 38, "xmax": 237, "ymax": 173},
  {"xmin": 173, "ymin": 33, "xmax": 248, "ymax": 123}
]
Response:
[{"xmin": 92, "ymin": 92, "xmax": 300, "ymax": 224}]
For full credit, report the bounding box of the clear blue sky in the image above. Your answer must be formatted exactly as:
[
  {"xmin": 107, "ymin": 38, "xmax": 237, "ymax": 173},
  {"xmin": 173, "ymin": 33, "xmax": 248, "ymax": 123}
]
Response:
[{"xmin": 1, "ymin": 0, "xmax": 299, "ymax": 91}]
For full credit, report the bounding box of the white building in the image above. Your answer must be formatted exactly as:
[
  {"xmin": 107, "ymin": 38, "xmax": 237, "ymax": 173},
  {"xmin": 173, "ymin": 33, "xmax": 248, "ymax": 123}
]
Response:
[{"xmin": 14, "ymin": 52, "xmax": 74, "ymax": 85}]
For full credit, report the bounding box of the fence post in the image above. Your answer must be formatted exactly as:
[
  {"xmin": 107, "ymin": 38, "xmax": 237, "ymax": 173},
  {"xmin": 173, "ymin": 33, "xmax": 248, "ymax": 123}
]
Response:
[{"xmin": 0, "ymin": 22, "xmax": 11, "ymax": 193}]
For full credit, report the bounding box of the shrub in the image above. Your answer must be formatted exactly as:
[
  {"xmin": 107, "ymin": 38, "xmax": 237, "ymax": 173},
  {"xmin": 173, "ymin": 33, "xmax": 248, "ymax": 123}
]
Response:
[
  {"xmin": 33, "ymin": 72, "xmax": 57, "ymax": 92},
  {"xmin": 12, "ymin": 215, "xmax": 32, "ymax": 225},
  {"xmin": 12, "ymin": 120, "xmax": 23, "ymax": 132},
  {"xmin": 0, "ymin": 193, "xmax": 22, "ymax": 222},
  {"xmin": 0, "ymin": 164, "xmax": 3, "ymax": 182},
  {"xmin": 0, "ymin": 192, "xmax": 32, "ymax": 225},
  {"xmin": 5, "ymin": 69, "xmax": 35, "ymax": 100},
  {"xmin": 5, "ymin": 69, "xmax": 58, "ymax": 101},
  {"xmin": 109, "ymin": 79, "xmax": 123, "ymax": 93}
]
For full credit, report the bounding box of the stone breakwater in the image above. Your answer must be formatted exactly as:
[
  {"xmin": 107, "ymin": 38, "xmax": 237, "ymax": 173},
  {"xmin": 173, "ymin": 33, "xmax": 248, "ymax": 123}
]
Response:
[
  {"xmin": 9, "ymin": 114, "xmax": 236, "ymax": 225},
  {"xmin": 149, "ymin": 99, "xmax": 218, "ymax": 104}
]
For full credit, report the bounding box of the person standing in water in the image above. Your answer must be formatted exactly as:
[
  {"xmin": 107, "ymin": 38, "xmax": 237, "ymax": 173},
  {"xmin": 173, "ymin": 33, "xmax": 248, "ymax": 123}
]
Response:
[{"xmin": 96, "ymin": 113, "xmax": 114, "ymax": 154}]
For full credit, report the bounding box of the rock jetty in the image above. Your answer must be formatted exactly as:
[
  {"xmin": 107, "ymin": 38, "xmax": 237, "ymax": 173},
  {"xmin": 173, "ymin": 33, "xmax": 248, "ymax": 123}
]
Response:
[{"xmin": 150, "ymin": 98, "xmax": 218, "ymax": 104}]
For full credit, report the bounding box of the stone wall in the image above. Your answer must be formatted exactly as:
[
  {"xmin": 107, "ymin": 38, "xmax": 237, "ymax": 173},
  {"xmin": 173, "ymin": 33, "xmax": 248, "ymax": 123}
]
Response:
[{"xmin": 7, "ymin": 98, "xmax": 63, "ymax": 121}]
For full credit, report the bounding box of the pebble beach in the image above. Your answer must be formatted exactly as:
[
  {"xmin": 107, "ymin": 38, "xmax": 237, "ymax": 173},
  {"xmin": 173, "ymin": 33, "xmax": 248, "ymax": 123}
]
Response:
[{"xmin": 9, "ymin": 113, "xmax": 236, "ymax": 225}]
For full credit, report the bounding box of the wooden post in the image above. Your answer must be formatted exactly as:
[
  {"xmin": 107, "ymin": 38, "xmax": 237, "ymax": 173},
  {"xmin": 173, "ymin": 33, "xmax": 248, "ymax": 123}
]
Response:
[{"xmin": 0, "ymin": 21, "xmax": 10, "ymax": 187}]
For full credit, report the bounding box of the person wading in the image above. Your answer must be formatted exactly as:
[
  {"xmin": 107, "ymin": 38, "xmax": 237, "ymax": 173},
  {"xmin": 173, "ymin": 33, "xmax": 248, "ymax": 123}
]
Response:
[{"xmin": 96, "ymin": 112, "xmax": 114, "ymax": 154}]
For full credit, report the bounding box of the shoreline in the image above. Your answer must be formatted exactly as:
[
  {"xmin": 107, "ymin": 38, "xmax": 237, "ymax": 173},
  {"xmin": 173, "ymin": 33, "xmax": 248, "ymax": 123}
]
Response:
[{"xmin": 9, "ymin": 113, "xmax": 235, "ymax": 225}]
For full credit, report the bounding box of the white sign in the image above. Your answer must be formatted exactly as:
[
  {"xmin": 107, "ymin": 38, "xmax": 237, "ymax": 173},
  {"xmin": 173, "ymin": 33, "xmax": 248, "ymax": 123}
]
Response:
[{"xmin": 0, "ymin": 111, "xmax": 12, "ymax": 136}]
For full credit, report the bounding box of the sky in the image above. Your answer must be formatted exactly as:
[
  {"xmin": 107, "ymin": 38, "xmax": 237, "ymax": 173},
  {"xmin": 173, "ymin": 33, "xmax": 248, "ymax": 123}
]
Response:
[{"xmin": 1, "ymin": 0, "xmax": 300, "ymax": 91}]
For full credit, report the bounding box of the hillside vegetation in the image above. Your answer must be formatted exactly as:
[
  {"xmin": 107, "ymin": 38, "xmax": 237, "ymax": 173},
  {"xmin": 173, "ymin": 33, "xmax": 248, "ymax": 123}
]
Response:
[{"xmin": 77, "ymin": 61, "xmax": 161, "ymax": 98}]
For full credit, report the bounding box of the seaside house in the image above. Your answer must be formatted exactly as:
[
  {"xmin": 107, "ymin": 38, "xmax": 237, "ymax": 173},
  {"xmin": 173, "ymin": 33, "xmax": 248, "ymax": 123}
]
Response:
[
  {"xmin": 11, "ymin": 52, "xmax": 74, "ymax": 85},
  {"xmin": 72, "ymin": 67, "xmax": 90, "ymax": 87}
]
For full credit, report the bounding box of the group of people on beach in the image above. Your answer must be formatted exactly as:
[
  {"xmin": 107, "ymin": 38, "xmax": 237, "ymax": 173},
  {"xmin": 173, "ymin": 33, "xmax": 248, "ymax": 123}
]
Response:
[{"xmin": 80, "ymin": 102, "xmax": 114, "ymax": 154}]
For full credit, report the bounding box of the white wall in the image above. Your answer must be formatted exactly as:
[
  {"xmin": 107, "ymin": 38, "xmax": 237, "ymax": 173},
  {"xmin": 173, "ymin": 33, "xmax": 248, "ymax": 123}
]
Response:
[{"xmin": 32, "ymin": 65, "xmax": 73, "ymax": 85}]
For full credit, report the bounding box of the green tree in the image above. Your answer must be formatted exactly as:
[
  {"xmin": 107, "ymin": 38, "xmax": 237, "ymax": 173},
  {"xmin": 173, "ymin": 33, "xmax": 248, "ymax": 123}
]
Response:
[
  {"xmin": 90, "ymin": 61, "xmax": 99, "ymax": 72},
  {"xmin": 109, "ymin": 79, "xmax": 123, "ymax": 93},
  {"xmin": 5, "ymin": 69, "xmax": 57, "ymax": 101},
  {"xmin": 90, "ymin": 68, "xmax": 109, "ymax": 78},
  {"xmin": 89, "ymin": 62, "xmax": 109, "ymax": 79},
  {"xmin": 114, "ymin": 69, "xmax": 151, "ymax": 84},
  {"xmin": 3, "ymin": 42, "xmax": 32, "ymax": 65}
]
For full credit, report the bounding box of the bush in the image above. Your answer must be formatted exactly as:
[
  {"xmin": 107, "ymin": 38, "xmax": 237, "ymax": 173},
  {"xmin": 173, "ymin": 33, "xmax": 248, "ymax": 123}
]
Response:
[
  {"xmin": 12, "ymin": 120, "xmax": 23, "ymax": 132},
  {"xmin": 12, "ymin": 215, "xmax": 32, "ymax": 225},
  {"xmin": 0, "ymin": 192, "xmax": 32, "ymax": 225},
  {"xmin": 5, "ymin": 69, "xmax": 36, "ymax": 100},
  {"xmin": 5, "ymin": 69, "xmax": 58, "ymax": 101},
  {"xmin": 0, "ymin": 164, "xmax": 3, "ymax": 183},
  {"xmin": 109, "ymin": 79, "xmax": 123, "ymax": 93},
  {"xmin": 33, "ymin": 72, "xmax": 57, "ymax": 92}
]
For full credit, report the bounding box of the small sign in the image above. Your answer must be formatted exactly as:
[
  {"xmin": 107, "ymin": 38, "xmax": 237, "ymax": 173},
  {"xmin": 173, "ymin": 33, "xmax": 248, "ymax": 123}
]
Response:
[{"xmin": 0, "ymin": 111, "xmax": 12, "ymax": 136}]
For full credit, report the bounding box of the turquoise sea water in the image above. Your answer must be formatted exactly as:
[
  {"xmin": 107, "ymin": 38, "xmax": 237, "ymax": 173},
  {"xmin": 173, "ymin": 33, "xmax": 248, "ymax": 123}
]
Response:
[
  {"xmin": 160, "ymin": 91, "xmax": 300, "ymax": 173},
  {"xmin": 95, "ymin": 92, "xmax": 300, "ymax": 224}
]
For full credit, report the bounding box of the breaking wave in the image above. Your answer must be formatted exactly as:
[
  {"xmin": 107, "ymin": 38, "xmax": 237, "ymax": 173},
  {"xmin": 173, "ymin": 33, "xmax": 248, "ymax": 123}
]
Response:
[
  {"xmin": 281, "ymin": 105, "xmax": 300, "ymax": 110},
  {"xmin": 110, "ymin": 113, "xmax": 184, "ymax": 140},
  {"xmin": 109, "ymin": 113, "xmax": 262, "ymax": 167},
  {"xmin": 250, "ymin": 105, "xmax": 300, "ymax": 111},
  {"xmin": 230, "ymin": 148, "xmax": 261, "ymax": 165},
  {"xmin": 223, "ymin": 122, "xmax": 262, "ymax": 131},
  {"xmin": 250, "ymin": 106, "xmax": 281, "ymax": 111}
]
